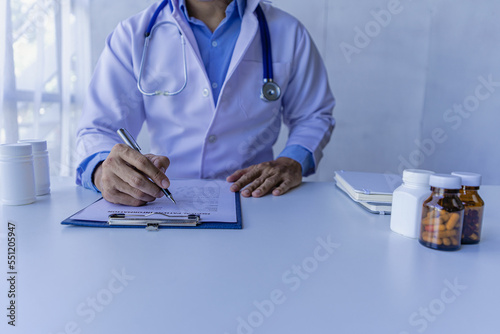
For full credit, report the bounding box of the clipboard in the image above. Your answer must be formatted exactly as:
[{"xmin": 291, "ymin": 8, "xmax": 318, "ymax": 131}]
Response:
[{"xmin": 61, "ymin": 192, "xmax": 242, "ymax": 230}]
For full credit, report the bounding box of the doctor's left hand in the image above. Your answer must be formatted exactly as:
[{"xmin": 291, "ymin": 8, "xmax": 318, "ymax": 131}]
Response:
[{"xmin": 227, "ymin": 157, "xmax": 302, "ymax": 197}]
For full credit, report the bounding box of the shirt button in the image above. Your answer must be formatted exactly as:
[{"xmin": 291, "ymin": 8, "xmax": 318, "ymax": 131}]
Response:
[
  {"xmin": 212, "ymin": 82, "xmax": 218, "ymax": 89},
  {"xmin": 208, "ymin": 135, "xmax": 217, "ymax": 143},
  {"xmin": 202, "ymin": 88, "xmax": 209, "ymax": 97},
  {"xmin": 212, "ymin": 41, "xmax": 218, "ymax": 47}
]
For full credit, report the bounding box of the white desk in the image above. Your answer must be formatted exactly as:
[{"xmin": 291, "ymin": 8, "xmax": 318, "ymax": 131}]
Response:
[{"xmin": 1, "ymin": 179, "xmax": 499, "ymax": 334}]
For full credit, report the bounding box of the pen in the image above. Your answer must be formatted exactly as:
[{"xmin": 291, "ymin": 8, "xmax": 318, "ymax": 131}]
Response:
[{"xmin": 117, "ymin": 128, "xmax": 176, "ymax": 205}]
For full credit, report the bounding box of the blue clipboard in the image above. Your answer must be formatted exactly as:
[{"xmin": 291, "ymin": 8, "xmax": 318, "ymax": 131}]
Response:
[{"xmin": 61, "ymin": 192, "xmax": 242, "ymax": 230}]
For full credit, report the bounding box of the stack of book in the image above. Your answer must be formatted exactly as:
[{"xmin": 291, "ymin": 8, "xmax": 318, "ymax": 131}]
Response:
[{"xmin": 334, "ymin": 170, "xmax": 402, "ymax": 215}]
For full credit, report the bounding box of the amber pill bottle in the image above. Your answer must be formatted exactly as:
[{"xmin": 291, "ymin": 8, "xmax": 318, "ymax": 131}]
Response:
[
  {"xmin": 452, "ymin": 172, "xmax": 484, "ymax": 244},
  {"xmin": 419, "ymin": 174, "xmax": 464, "ymax": 251}
]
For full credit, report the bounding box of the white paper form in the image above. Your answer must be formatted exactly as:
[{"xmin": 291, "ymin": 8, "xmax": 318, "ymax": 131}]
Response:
[{"xmin": 71, "ymin": 179, "xmax": 237, "ymax": 223}]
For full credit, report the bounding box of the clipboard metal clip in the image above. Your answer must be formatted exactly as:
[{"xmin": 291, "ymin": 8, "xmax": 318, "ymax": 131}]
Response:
[{"xmin": 108, "ymin": 212, "xmax": 200, "ymax": 231}]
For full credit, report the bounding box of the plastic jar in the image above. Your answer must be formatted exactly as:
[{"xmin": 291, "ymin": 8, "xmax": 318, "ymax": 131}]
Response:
[
  {"xmin": 0, "ymin": 143, "xmax": 36, "ymax": 205},
  {"xmin": 390, "ymin": 169, "xmax": 435, "ymax": 238},
  {"xmin": 451, "ymin": 172, "xmax": 484, "ymax": 244},
  {"xmin": 419, "ymin": 174, "xmax": 464, "ymax": 251},
  {"xmin": 19, "ymin": 139, "xmax": 50, "ymax": 195}
]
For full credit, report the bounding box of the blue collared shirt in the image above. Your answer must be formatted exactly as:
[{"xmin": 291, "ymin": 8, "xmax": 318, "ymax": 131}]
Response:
[
  {"xmin": 76, "ymin": 0, "xmax": 314, "ymax": 191},
  {"xmin": 179, "ymin": 0, "xmax": 245, "ymax": 105}
]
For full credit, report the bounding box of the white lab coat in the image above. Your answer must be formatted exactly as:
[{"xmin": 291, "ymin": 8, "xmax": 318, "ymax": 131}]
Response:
[{"xmin": 76, "ymin": 0, "xmax": 335, "ymax": 179}]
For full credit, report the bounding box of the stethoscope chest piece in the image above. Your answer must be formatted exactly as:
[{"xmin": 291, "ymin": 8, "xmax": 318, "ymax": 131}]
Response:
[{"xmin": 261, "ymin": 80, "xmax": 281, "ymax": 102}]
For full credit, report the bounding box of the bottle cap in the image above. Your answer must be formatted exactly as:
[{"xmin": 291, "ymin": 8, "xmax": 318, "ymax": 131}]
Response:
[
  {"xmin": 0, "ymin": 143, "xmax": 33, "ymax": 157},
  {"xmin": 402, "ymin": 169, "xmax": 435, "ymax": 185},
  {"xmin": 18, "ymin": 139, "xmax": 47, "ymax": 152},
  {"xmin": 451, "ymin": 172, "xmax": 482, "ymax": 187},
  {"xmin": 429, "ymin": 174, "xmax": 462, "ymax": 190}
]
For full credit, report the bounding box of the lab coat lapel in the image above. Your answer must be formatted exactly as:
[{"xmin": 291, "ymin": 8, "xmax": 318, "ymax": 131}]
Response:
[{"xmin": 225, "ymin": 0, "xmax": 260, "ymax": 83}]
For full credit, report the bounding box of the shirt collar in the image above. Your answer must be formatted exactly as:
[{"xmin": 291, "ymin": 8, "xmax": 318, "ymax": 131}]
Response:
[
  {"xmin": 236, "ymin": 0, "xmax": 246, "ymax": 18},
  {"xmin": 178, "ymin": 0, "xmax": 247, "ymax": 21}
]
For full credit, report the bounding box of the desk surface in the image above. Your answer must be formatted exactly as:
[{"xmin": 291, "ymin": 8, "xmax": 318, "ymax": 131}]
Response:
[{"xmin": 0, "ymin": 179, "xmax": 499, "ymax": 334}]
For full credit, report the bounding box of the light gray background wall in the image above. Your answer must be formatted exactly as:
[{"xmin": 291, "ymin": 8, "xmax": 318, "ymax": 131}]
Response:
[{"xmin": 89, "ymin": 0, "xmax": 500, "ymax": 184}]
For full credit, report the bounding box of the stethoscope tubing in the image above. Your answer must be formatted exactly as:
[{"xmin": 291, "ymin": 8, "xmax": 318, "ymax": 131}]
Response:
[
  {"xmin": 139, "ymin": 0, "xmax": 281, "ymax": 101},
  {"xmin": 138, "ymin": 21, "xmax": 188, "ymax": 96},
  {"xmin": 145, "ymin": 0, "xmax": 171, "ymax": 37},
  {"xmin": 255, "ymin": 5, "xmax": 273, "ymax": 81}
]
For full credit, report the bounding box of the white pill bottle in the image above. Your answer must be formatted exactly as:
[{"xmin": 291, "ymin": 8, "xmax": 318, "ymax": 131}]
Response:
[
  {"xmin": 390, "ymin": 169, "xmax": 434, "ymax": 238},
  {"xmin": 19, "ymin": 139, "xmax": 50, "ymax": 195},
  {"xmin": 0, "ymin": 143, "xmax": 36, "ymax": 205}
]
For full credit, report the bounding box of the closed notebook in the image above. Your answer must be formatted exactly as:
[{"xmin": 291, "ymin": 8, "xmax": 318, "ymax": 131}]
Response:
[
  {"xmin": 336, "ymin": 181, "xmax": 392, "ymax": 215},
  {"xmin": 334, "ymin": 170, "xmax": 402, "ymax": 203}
]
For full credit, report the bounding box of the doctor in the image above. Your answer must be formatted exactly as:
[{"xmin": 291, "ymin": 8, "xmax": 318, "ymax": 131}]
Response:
[{"xmin": 76, "ymin": 0, "xmax": 335, "ymax": 206}]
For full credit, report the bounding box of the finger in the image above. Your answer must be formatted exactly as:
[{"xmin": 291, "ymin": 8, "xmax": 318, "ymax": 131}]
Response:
[
  {"xmin": 272, "ymin": 179, "xmax": 298, "ymax": 196},
  {"xmin": 114, "ymin": 175, "xmax": 159, "ymax": 202},
  {"xmin": 103, "ymin": 188, "xmax": 148, "ymax": 207},
  {"xmin": 252, "ymin": 176, "xmax": 281, "ymax": 198},
  {"xmin": 229, "ymin": 168, "xmax": 258, "ymax": 192},
  {"xmin": 240, "ymin": 179, "xmax": 261, "ymax": 197},
  {"xmin": 117, "ymin": 145, "xmax": 170, "ymax": 189},
  {"xmin": 120, "ymin": 167, "xmax": 165, "ymax": 199},
  {"xmin": 104, "ymin": 155, "xmax": 163, "ymax": 199},
  {"xmin": 101, "ymin": 169, "xmax": 158, "ymax": 203},
  {"xmin": 239, "ymin": 173, "xmax": 272, "ymax": 197},
  {"xmin": 227, "ymin": 168, "xmax": 249, "ymax": 186},
  {"xmin": 146, "ymin": 154, "xmax": 170, "ymax": 174},
  {"xmin": 233, "ymin": 169, "xmax": 263, "ymax": 195}
]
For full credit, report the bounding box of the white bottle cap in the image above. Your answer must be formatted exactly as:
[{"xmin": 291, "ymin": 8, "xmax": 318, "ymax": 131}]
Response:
[
  {"xmin": 402, "ymin": 169, "xmax": 435, "ymax": 185},
  {"xmin": 429, "ymin": 174, "xmax": 462, "ymax": 190},
  {"xmin": 18, "ymin": 139, "xmax": 47, "ymax": 152},
  {"xmin": 451, "ymin": 172, "xmax": 482, "ymax": 187},
  {"xmin": 0, "ymin": 143, "xmax": 33, "ymax": 157}
]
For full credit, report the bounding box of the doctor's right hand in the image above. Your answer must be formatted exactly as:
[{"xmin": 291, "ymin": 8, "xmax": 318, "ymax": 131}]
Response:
[{"xmin": 93, "ymin": 144, "xmax": 171, "ymax": 206}]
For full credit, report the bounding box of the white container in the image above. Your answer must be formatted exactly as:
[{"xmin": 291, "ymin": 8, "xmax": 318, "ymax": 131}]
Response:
[
  {"xmin": 0, "ymin": 143, "xmax": 36, "ymax": 205},
  {"xmin": 19, "ymin": 139, "xmax": 50, "ymax": 195},
  {"xmin": 390, "ymin": 169, "xmax": 434, "ymax": 238}
]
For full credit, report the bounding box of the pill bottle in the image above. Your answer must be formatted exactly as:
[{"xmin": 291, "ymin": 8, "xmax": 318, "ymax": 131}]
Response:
[
  {"xmin": 19, "ymin": 139, "xmax": 50, "ymax": 195},
  {"xmin": 0, "ymin": 143, "xmax": 36, "ymax": 205},
  {"xmin": 419, "ymin": 174, "xmax": 464, "ymax": 251},
  {"xmin": 390, "ymin": 169, "xmax": 435, "ymax": 238},
  {"xmin": 451, "ymin": 172, "xmax": 484, "ymax": 244}
]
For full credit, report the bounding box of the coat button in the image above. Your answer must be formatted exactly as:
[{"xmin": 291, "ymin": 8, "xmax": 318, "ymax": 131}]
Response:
[
  {"xmin": 202, "ymin": 88, "xmax": 209, "ymax": 97},
  {"xmin": 208, "ymin": 135, "xmax": 217, "ymax": 143}
]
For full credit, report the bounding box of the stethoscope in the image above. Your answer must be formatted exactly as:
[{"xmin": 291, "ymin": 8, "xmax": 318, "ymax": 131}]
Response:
[{"xmin": 137, "ymin": 0, "xmax": 281, "ymax": 102}]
